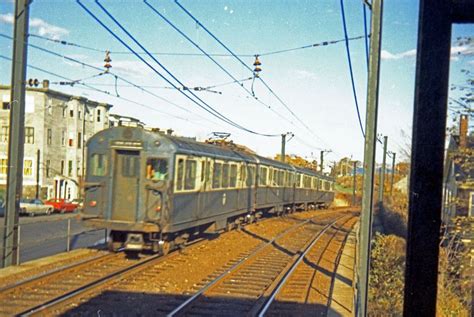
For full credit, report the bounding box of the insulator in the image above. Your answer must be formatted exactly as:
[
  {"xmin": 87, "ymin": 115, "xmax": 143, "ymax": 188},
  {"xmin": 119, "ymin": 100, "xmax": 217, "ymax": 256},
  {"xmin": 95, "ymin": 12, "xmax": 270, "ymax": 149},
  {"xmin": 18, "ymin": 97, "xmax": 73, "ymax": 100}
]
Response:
[
  {"xmin": 254, "ymin": 66, "xmax": 262, "ymax": 73},
  {"xmin": 253, "ymin": 55, "xmax": 261, "ymax": 66}
]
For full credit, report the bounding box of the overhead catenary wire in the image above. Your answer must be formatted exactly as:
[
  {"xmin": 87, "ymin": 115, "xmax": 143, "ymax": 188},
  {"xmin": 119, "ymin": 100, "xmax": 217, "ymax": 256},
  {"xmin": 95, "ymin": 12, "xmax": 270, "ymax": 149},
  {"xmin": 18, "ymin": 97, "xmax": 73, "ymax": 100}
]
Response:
[
  {"xmin": 143, "ymin": 0, "xmax": 296, "ymax": 126},
  {"xmin": 0, "ymin": 32, "xmax": 219, "ymax": 126},
  {"xmin": 174, "ymin": 0, "xmax": 329, "ymax": 147},
  {"xmin": 0, "ymin": 54, "xmax": 203, "ymax": 125},
  {"xmin": 27, "ymin": 31, "xmax": 368, "ymax": 58},
  {"xmin": 340, "ymin": 0, "xmax": 365, "ymax": 138},
  {"xmin": 78, "ymin": 0, "xmax": 279, "ymax": 138}
]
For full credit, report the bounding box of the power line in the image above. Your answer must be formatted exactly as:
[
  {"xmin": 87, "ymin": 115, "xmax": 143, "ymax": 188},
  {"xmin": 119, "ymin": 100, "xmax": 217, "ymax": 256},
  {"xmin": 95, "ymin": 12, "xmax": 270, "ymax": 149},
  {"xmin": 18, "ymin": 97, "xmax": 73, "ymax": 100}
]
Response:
[
  {"xmin": 0, "ymin": 32, "xmax": 220, "ymax": 127},
  {"xmin": 340, "ymin": 0, "xmax": 365, "ymax": 138},
  {"xmin": 143, "ymin": 0, "xmax": 296, "ymax": 126},
  {"xmin": 27, "ymin": 31, "xmax": 367, "ymax": 58},
  {"xmin": 174, "ymin": 0, "xmax": 328, "ymax": 146},
  {"xmin": 79, "ymin": 0, "xmax": 279, "ymax": 137},
  {"xmin": 0, "ymin": 54, "xmax": 203, "ymax": 125}
]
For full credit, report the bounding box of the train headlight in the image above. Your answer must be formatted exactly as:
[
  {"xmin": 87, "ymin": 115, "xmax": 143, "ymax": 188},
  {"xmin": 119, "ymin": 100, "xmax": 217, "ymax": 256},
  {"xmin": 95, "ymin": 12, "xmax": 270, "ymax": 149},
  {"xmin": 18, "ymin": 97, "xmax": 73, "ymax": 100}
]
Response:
[
  {"xmin": 156, "ymin": 205, "xmax": 161, "ymax": 213},
  {"xmin": 89, "ymin": 200, "xmax": 97, "ymax": 207}
]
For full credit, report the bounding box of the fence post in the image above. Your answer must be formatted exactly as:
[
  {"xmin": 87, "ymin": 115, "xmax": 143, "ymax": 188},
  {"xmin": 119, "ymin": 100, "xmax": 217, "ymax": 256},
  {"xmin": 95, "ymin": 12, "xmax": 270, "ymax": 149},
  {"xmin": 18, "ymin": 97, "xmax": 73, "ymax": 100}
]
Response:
[
  {"xmin": 66, "ymin": 218, "xmax": 71, "ymax": 252},
  {"xmin": 16, "ymin": 225, "xmax": 21, "ymax": 265}
]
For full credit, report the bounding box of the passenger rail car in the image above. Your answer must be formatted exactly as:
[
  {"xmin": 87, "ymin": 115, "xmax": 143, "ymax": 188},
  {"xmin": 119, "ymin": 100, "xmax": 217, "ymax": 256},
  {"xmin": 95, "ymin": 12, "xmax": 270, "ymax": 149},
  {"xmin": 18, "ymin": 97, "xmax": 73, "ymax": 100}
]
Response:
[{"xmin": 82, "ymin": 127, "xmax": 335, "ymax": 254}]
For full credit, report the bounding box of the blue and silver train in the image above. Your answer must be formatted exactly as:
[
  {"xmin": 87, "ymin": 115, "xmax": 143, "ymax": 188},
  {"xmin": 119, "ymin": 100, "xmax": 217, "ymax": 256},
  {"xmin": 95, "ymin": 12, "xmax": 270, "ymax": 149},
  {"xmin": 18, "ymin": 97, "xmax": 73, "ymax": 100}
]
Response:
[{"xmin": 82, "ymin": 127, "xmax": 335, "ymax": 254}]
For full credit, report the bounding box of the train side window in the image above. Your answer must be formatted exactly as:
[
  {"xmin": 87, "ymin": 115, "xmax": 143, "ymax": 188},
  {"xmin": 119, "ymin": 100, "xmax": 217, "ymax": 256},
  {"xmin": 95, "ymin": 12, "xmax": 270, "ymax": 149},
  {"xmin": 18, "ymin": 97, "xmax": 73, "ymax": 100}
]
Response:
[
  {"xmin": 91, "ymin": 154, "xmax": 107, "ymax": 176},
  {"xmin": 222, "ymin": 163, "xmax": 229, "ymax": 188},
  {"xmin": 240, "ymin": 165, "xmax": 247, "ymax": 187},
  {"xmin": 229, "ymin": 164, "xmax": 237, "ymax": 188},
  {"xmin": 247, "ymin": 166, "xmax": 255, "ymax": 186},
  {"xmin": 177, "ymin": 159, "xmax": 184, "ymax": 191},
  {"xmin": 146, "ymin": 158, "xmax": 168, "ymax": 181},
  {"xmin": 185, "ymin": 160, "xmax": 197, "ymax": 190},
  {"xmin": 279, "ymin": 170, "xmax": 284, "ymax": 186},
  {"xmin": 319, "ymin": 180, "xmax": 323, "ymax": 190},
  {"xmin": 296, "ymin": 174, "xmax": 301, "ymax": 187},
  {"xmin": 213, "ymin": 162, "xmax": 222, "ymax": 189},
  {"xmin": 201, "ymin": 161, "xmax": 205, "ymax": 182},
  {"xmin": 259, "ymin": 167, "xmax": 268, "ymax": 186}
]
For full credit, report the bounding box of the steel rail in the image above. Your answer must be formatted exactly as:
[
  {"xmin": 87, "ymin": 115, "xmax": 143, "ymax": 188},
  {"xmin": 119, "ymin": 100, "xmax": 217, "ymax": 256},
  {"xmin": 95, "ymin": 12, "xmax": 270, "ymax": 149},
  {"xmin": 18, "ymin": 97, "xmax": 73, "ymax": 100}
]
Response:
[
  {"xmin": 257, "ymin": 214, "xmax": 355, "ymax": 316},
  {"xmin": 0, "ymin": 252, "xmax": 115, "ymax": 293},
  {"xmin": 19, "ymin": 236, "xmax": 212, "ymax": 316},
  {"xmin": 167, "ymin": 213, "xmax": 347, "ymax": 317}
]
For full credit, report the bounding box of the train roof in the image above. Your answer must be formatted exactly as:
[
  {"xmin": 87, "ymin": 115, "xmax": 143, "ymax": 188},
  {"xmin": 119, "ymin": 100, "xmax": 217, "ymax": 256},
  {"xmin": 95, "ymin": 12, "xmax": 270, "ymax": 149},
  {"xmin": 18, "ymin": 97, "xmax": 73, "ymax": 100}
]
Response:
[{"xmin": 89, "ymin": 127, "xmax": 332, "ymax": 180}]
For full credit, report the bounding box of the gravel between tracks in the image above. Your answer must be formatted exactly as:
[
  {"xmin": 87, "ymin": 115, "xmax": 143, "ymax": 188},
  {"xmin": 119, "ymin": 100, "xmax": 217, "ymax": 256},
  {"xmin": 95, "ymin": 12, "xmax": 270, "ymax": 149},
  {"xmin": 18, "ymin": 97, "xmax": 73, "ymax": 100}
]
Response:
[{"xmin": 44, "ymin": 209, "xmax": 352, "ymax": 316}]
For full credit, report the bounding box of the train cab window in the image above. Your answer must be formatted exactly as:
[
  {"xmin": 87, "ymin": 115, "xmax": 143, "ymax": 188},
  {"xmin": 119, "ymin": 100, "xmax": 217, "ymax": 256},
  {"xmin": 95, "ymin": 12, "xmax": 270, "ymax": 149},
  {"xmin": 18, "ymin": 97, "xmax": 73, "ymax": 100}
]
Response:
[
  {"xmin": 122, "ymin": 156, "xmax": 140, "ymax": 178},
  {"xmin": 325, "ymin": 181, "xmax": 330, "ymax": 191},
  {"xmin": 177, "ymin": 159, "xmax": 184, "ymax": 190},
  {"xmin": 185, "ymin": 160, "xmax": 197, "ymax": 190},
  {"xmin": 91, "ymin": 154, "xmax": 107, "ymax": 176},
  {"xmin": 146, "ymin": 158, "xmax": 168, "ymax": 181},
  {"xmin": 312, "ymin": 178, "xmax": 317, "ymax": 189},
  {"xmin": 222, "ymin": 164, "xmax": 229, "ymax": 188},
  {"xmin": 213, "ymin": 162, "xmax": 222, "ymax": 189},
  {"xmin": 259, "ymin": 167, "xmax": 268, "ymax": 186},
  {"xmin": 230, "ymin": 164, "xmax": 237, "ymax": 188}
]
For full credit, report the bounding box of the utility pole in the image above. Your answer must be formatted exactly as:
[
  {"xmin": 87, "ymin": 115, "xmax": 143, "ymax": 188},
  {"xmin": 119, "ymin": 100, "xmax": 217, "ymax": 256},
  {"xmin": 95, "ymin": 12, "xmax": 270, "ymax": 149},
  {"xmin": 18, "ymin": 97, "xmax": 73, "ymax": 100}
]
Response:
[
  {"xmin": 352, "ymin": 160, "xmax": 357, "ymax": 206},
  {"xmin": 320, "ymin": 149, "xmax": 331, "ymax": 173},
  {"xmin": 35, "ymin": 149, "xmax": 40, "ymax": 199},
  {"xmin": 2, "ymin": 0, "xmax": 31, "ymax": 268},
  {"xmin": 280, "ymin": 133, "xmax": 286, "ymax": 163},
  {"xmin": 358, "ymin": 0, "xmax": 384, "ymax": 315},
  {"xmin": 378, "ymin": 136, "xmax": 388, "ymax": 203},
  {"xmin": 390, "ymin": 152, "xmax": 396, "ymax": 199}
]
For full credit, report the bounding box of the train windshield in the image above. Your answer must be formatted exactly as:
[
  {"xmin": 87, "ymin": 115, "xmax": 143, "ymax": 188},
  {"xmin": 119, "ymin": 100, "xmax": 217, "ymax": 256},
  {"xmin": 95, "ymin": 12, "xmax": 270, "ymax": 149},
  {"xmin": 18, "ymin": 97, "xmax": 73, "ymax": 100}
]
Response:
[{"xmin": 146, "ymin": 158, "xmax": 168, "ymax": 181}]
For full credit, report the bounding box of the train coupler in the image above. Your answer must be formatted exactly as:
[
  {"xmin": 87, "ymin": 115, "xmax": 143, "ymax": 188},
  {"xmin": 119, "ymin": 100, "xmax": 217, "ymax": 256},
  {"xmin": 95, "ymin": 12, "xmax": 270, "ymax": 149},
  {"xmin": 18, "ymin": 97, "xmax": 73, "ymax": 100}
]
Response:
[{"xmin": 124, "ymin": 233, "xmax": 144, "ymax": 251}]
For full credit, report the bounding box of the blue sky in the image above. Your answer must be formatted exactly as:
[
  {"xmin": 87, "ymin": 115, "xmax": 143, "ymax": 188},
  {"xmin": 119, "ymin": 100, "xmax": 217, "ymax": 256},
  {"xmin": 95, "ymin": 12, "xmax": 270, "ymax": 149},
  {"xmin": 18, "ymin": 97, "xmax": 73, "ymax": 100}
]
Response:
[{"xmin": 1, "ymin": 0, "xmax": 473, "ymax": 168}]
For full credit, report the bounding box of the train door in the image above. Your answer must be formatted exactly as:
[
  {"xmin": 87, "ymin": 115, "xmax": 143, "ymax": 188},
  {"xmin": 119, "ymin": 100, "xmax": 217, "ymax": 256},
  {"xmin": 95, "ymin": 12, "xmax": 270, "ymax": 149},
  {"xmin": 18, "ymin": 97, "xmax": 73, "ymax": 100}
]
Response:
[{"xmin": 111, "ymin": 150, "xmax": 140, "ymax": 221}]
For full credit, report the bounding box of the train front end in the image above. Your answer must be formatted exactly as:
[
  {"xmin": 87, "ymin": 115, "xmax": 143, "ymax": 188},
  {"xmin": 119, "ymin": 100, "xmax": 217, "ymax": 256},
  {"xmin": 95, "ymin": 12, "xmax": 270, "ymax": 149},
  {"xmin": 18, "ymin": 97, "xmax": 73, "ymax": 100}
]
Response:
[{"xmin": 82, "ymin": 127, "xmax": 172, "ymax": 253}]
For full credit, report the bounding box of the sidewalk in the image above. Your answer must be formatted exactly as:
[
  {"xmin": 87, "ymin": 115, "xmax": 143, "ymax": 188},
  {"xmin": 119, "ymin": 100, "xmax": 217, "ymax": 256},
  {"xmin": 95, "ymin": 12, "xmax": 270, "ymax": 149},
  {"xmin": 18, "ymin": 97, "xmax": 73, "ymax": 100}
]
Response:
[{"xmin": 328, "ymin": 223, "xmax": 357, "ymax": 317}]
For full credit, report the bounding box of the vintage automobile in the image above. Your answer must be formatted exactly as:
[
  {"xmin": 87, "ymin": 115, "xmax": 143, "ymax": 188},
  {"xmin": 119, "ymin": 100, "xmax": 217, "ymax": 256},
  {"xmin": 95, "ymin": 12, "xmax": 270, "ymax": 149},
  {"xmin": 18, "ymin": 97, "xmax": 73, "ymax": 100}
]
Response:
[
  {"xmin": 20, "ymin": 199, "xmax": 54, "ymax": 216},
  {"xmin": 45, "ymin": 198, "xmax": 79, "ymax": 213}
]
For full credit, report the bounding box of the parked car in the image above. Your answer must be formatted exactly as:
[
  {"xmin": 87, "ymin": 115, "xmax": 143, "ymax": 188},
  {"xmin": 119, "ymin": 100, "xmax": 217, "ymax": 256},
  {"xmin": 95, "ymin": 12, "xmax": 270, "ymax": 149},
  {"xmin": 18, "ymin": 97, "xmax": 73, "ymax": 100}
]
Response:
[
  {"xmin": 20, "ymin": 199, "xmax": 53, "ymax": 216},
  {"xmin": 71, "ymin": 198, "xmax": 84, "ymax": 211},
  {"xmin": 44, "ymin": 198, "xmax": 79, "ymax": 213}
]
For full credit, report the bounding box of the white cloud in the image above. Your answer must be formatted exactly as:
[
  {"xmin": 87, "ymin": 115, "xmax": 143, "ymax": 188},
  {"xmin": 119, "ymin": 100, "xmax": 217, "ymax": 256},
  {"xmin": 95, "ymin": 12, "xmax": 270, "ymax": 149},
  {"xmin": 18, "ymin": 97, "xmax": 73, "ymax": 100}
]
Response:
[
  {"xmin": 0, "ymin": 13, "xmax": 69, "ymax": 39},
  {"xmin": 382, "ymin": 43, "xmax": 474, "ymax": 61},
  {"xmin": 293, "ymin": 69, "xmax": 318, "ymax": 81}
]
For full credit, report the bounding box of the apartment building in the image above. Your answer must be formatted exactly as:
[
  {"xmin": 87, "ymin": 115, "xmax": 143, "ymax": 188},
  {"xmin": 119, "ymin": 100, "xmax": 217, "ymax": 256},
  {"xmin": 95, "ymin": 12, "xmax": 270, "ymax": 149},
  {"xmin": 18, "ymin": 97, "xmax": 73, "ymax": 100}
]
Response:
[{"xmin": 0, "ymin": 80, "xmax": 111, "ymax": 200}]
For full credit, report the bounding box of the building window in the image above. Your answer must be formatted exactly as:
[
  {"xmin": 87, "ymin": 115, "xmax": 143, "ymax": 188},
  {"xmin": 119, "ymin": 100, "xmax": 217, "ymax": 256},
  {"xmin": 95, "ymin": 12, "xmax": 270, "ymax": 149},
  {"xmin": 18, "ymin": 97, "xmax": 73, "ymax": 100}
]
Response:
[
  {"xmin": 97, "ymin": 109, "xmax": 101, "ymax": 122},
  {"xmin": 61, "ymin": 130, "xmax": 66, "ymax": 146},
  {"xmin": 0, "ymin": 158, "xmax": 7, "ymax": 175},
  {"xmin": 25, "ymin": 127, "xmax": 34, "ymax": 144},
  {"xmin": 68, "ymin": 160, "xmax": 73, "ymax": 177},
  {"xmin": 2, "ymin": 102, "xmax": 9, "ymax": 110},
  {"xmin": 0, "ymin": 126, "xmax": 8, "ymax": 143},
  {"xmin": 60, "ymin": 160, "xmax": 64, "ymax": 175},
  {"xmin": 24, "ymin": 159, "xmax": 33, "ymax": 176},
  {"xmin": 46, "ymin": 159, "xmax": 50, "ymax": 178},
  {"xmin": 78, "ymin": 110, "xmax": 82, "ymax": 119},
  {"xmin": 62, "ymin": 107, "xmax": 66, "ymax": 118},
  {"xmin": 77, "ymin": 132, "xmax": 82, "ymax": 149},
  {"xmin": 47, "ymin": 129, "xmax": 52, "ymax": 145},
  {"xmin": 70, "ymin": 109, "xmax": 74, "ymax": 117}
]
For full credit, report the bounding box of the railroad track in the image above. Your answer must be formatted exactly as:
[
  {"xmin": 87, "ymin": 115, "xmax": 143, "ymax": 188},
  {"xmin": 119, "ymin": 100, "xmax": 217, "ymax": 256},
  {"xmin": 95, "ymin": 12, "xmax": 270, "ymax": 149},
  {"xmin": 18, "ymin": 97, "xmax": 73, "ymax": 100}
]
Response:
[
  {"xmin": 165, "ymin": 213, "xmax": 356, "ymax": 316},
  {"xmin": 0, "ymin": 209, "xmax": 354, "ymax": 316}
]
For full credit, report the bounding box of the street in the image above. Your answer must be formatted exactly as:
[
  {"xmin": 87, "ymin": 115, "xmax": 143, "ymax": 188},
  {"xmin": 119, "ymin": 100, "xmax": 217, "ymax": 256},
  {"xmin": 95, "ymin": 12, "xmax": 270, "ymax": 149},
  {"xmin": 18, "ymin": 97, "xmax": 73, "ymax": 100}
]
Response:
[{"xmin": 0, "ymin": 213, "xmax": 106, "ymax": 264}]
